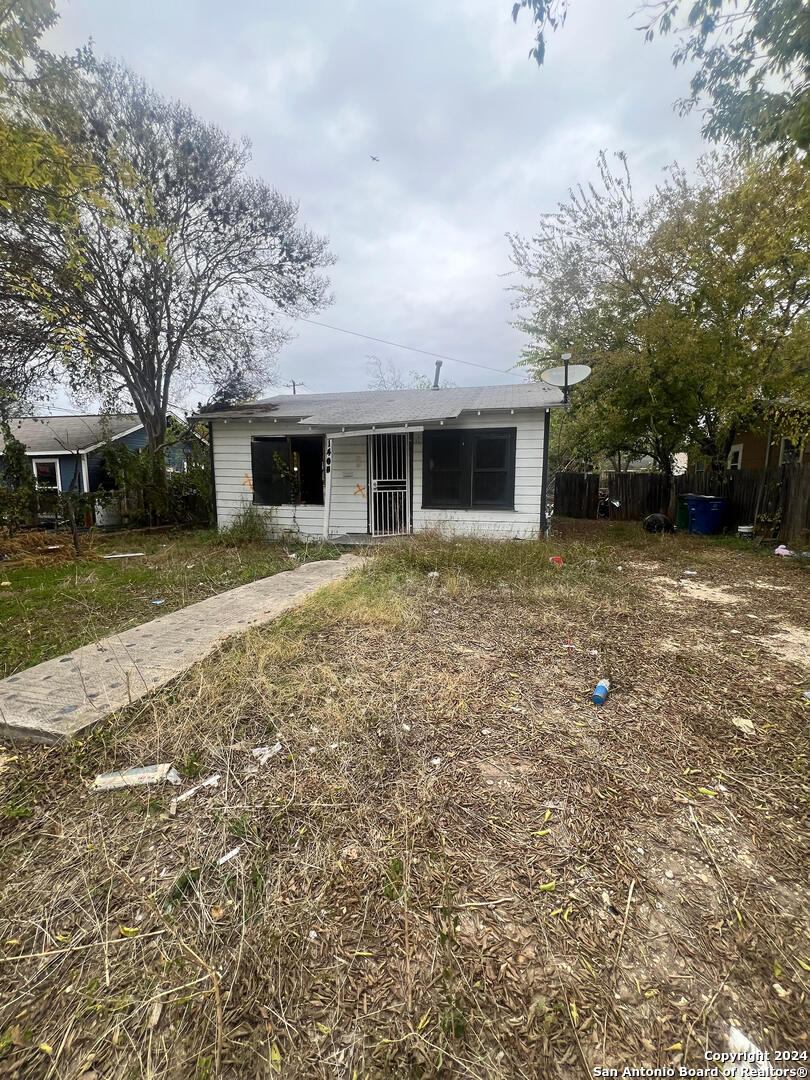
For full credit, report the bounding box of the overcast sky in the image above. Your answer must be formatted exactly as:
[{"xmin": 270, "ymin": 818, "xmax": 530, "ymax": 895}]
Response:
[{"xmin": 47, "ymin": 0, "xmax": 706, "ymax": 407}]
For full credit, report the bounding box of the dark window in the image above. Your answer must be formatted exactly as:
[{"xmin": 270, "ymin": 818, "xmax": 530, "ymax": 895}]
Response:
[
  {"xmin": 422, "ymin": 429, "xmax": 516, "ymax": 510},
  {"xmin": 251, "ymin": 436, "xmax": 324, "ymax": 506},
  {"xmin": 780, "ymin": 438, "xmax": 800, "ymax": 466},
  {"xmin": 425, "ymin": 432, "xmax": 466, "ymax": 506}
]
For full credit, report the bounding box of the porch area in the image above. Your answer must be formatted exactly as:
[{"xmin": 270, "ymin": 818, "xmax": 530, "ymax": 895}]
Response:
[
  {"xmin": 323, "ymin": 429, "xmax": 414, "ymax": 541},
  {"xmin": 326, "ymin": 532, "xmax": 406, "ymax": 547}
]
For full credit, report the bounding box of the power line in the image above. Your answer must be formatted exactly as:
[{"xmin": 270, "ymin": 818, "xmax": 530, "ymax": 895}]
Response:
[{"xmin": 298, "ymin": 317, "xmax": 524, "ymax": 378}]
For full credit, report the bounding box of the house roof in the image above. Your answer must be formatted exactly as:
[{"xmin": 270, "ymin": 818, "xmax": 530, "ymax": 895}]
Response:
[
  {"xmin": 195, "ymin": 384, "xmax": 563, "ymax": 427},
  {"xmin": 0, "ymin": 414, "xmax": 142, "ymax": 455}
]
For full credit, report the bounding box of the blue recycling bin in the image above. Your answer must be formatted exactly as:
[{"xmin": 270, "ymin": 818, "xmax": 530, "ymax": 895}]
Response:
[{"xmin": 684, "ymin": 494, "xmax": 726, "ymax": 535}]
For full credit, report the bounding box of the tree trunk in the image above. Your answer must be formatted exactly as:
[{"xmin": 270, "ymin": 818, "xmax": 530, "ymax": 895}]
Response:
[
  {"xmin": 63, "ymin": 452, "xmax": 82, "ymax": 556},
  {"xmin": 64, "ymin": 495, "xmax": 81, "ymax": 556},
  {"xmin": 133, "ymin": 398, "xmax": 168, "ymax": 524}
]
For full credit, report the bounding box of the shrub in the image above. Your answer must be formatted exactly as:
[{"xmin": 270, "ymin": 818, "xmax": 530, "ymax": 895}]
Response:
[
  {"xmin": 218, "ymin": 503, "xmax": 269, "ymax": 545},
  {"xmin": 0, "ymin": 422, "xmax": 37, "ymax": 534}
]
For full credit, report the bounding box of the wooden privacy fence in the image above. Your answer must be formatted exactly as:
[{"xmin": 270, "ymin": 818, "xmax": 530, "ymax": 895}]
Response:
[
  {"xmin": 780, "ymin": 464, "xmax": 810, "ymax": 541},
  {"xmin": 607, "ymin": 472, "xmax": 671, "ymax": 520},
  {"xmin": 554, "ymin": 471, "xmax": 599, "ymax": 519},
  {"xmin": 672, "ymin": 468, "xmax": 783, "ymax": 531},
  {"xmin": 553, "ymin": 465, "xmax": 809, "ymax": 542}
]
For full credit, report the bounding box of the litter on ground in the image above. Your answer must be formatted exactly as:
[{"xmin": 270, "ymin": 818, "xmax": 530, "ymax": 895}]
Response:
[
  {"xmin": 726, "ymin": 1026, "xmax": 772, "ymax": 1078},
  {"xmin": 102, "ymin": 552, "xmax": 145, "ymax": 559},
  {"xmin": 731, "ymin": 717, "xmax": 756, "ymax": 735},
  {"xmin": 91, "ymin": 763, "xmax": 181, "ymax": 790},
  {"xmin": 172, "ymin": 773, "xmax": 220, "ymax": 806},
  {"xmin": 593, "ymin": 678, "xmax": 610, "ymax": 705},
  {"xmin": 251, "ymin": 741, "xmax": 282, "ymax": 765},
  {"xmin": 217, "ymin": 846, "xmax": 241, "ymax": 867}
]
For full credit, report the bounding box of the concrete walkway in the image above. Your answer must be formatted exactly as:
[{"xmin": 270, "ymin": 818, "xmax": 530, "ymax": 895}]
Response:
[{"xmin": 0, "ymin": 554, "xmax": 362, "ymax": 745}]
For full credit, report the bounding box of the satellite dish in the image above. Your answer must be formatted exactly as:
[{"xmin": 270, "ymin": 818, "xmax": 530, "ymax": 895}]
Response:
[{"xmin": 540, "ymin": 364, "xmax": 591, "ymax": 388}]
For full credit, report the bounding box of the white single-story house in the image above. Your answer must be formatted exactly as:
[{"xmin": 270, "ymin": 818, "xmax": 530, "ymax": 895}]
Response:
[{"xmin": 197, "ymin": 383, "xmax": 565, "ymax": 540}]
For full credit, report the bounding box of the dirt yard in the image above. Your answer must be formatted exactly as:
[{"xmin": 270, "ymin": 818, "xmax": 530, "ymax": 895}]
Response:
[{"xmin": 0, "ymin": 526, "xmax": 808, "ymax": 1078}]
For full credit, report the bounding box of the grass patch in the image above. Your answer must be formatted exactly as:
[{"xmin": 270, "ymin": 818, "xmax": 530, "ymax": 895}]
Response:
[{"xmin": 0, "ymin": 527, "xmax": 340, "ymax": 677}]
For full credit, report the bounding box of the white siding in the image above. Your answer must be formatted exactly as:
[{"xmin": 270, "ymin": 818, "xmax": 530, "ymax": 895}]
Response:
[
  {"xmin": 212, "ymin": 420, "xmax": 324, "ymax": 538},
  {"xmin": 413, "ymin": 412, "xmax": 545, "ymax": 539},
  {"xmin": 211, "ymin": 421, "xmax": 369, "ymax": 538},
  {"xmin": 326, "ymin": 436, "xmax": 368, "ymax": 535},
  {"xmin": 211, "ymin": 410, "xmax": 547, "ymax": 540}
]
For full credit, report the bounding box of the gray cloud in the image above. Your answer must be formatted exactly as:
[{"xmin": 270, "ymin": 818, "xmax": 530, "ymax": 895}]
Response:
[{"xmin": 47, "ymin": 0, "xmax": 705, "ymax": 405}]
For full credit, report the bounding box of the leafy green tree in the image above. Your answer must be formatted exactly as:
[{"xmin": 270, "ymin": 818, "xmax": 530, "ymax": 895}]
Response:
[
  {"xmin": 510, "ymin": 151, "xmax": 810, "ymax": 474},
  {"xmin": 511, "ymin": 0, "xmax": 568, "ymax": 66},
  {"xmin": 0, "ymin": 1, "xmax": 100, "ymax": 417},
  {"xmin": 3, "ymin": 58, "xmax": 334, "ymax": 475},
  {"xmin": 0, "ymin": 297, "xmax": 54, "ymax": 420},
  {"xmin": 0, "ymin": 420, "xmax": 36, "ymax": 534},
  {"xmin": 0, "ymin": 0, "xmax": 96, "ymax": 223},
  {"xmin": 512, "ymin": 0, "xmax": 810, "ymax": 155},
  {"xmin": 646, "ymin": 0, "xmax": 810, "ymax": 154}
]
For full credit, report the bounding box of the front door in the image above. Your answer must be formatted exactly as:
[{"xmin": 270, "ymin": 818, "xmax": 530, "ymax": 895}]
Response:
[{"xmin": 368, "ymin": 433, "xmax": 410, "ymax": 536}]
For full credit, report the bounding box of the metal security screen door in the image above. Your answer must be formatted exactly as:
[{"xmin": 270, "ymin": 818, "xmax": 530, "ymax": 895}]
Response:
[{"xmin": 369, "ymin": 433, "xmax": 410, "ymax": 536}]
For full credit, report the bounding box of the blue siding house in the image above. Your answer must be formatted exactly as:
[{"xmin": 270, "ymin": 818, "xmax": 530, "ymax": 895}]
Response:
[{"xmin": 0, "ymin": 414, "xmax": 191, "ymax": 495}]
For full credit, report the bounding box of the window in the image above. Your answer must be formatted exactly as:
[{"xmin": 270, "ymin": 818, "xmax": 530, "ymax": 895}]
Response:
[
  {"xmin": 779, "ymin": 438, "xmax": 800, "ymax": 467},
  {"xmin": 422, "ymin": 428, "xmax": 516, "ymax": 510},
  {"xmin": 251, "ymin": 436, "xmax": 324, "ymax": 506},
  {"xmin": 33, "ymin": 459, "xmax": 59, "ymax": 490},
  {"xmin": 727, "ymin": 444, "xmax": 743, "ymax": 471}
]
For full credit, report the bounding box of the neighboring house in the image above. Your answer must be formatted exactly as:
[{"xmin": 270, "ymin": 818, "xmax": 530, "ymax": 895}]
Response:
[
  {"xmin": 196, "ymin": 383, "xmax": 564, "ymax": 540},
  {"xmin": 0, "ymin": 414, "xmax": 147, "ymax": 493},
  {"xmin": 0, "ymin": 413, "xmax": 193, "ymax": 494},
  {"xmin": 722, "ymin": 429, "xmax": 809, "ymax": 472},
  {"xmin": 688, "ymin": 401, "xmax": 810, "ymax": 473}
]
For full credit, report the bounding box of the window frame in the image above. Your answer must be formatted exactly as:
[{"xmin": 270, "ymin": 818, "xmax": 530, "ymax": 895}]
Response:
[
  {"xmin": 32, "ymin": 458, "xmax": 61, "ymax": 491},
  {"xmin": 422, "ymin": 427, "xmax": 517, "ymax": 511},
  {"xmin": 250, "ymin": 435, "xmax": 325, "ymax": 507},
  {"xmin": 778, "ymin": 437, "xmax": 800, "ymax": 467},
  {"xmin": 727, "ymin": 443, "xmax": 743, "ymax": 471}
]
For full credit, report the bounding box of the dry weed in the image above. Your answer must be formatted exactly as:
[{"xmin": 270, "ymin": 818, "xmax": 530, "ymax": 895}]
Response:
[{"xmin": 0, "ymin": 531, "xmax": 808, "ymax": 1078}]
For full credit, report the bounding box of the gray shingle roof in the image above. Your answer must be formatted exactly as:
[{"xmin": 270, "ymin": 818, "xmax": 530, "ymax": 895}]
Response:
[
  {"xmin": 0, "ymin": 414, "xmax": 141, "ymax": 454},
  {"xmin": 195, "ymin": 384, "xmax": 563, "ymax": 426}
]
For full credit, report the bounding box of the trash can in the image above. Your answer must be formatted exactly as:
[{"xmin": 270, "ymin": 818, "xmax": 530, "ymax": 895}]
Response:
[
  {"xmin": 685, "ymin": 494, "xmax": 726, "ymax": 535},
  {"xmin": 675, "ymin": 495, "xmax": 690, "ymax": 532}
]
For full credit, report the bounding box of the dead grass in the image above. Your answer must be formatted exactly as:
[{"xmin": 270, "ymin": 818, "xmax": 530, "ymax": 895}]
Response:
[{"xmin": 0, "ymin": 527, "xmax": 808, "ymax": 1078}]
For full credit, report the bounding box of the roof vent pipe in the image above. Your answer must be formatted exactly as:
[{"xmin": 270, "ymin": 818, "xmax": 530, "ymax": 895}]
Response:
[{"xmin": 432, "ymin": 360, "xmax": 443, "ymax": 389}]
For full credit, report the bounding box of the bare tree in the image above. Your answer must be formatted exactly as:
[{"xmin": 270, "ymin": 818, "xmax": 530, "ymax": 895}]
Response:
[
  {"xmin": 2, "ymin": 58, "xmax": 334, "ymax": 471},
  {"xmin": 366, "ymin": 355, "xmax": 456, "ymax": 390}
]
